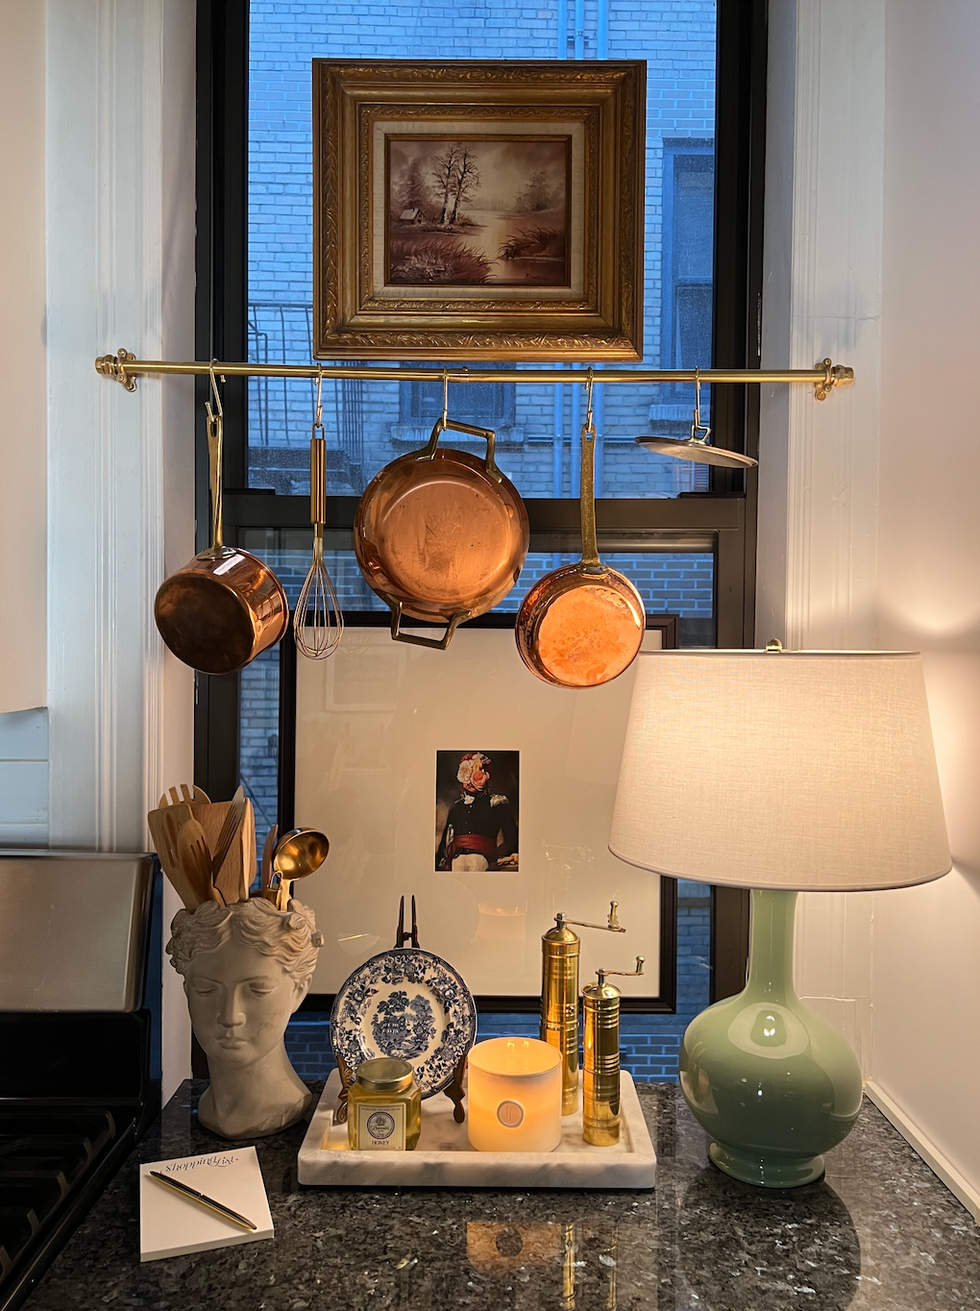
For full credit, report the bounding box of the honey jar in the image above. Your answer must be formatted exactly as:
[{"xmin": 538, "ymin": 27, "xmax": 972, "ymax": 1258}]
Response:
[{"xmin": 347, "ymin": 1057, "xmax": 422, "ymax": 1151}]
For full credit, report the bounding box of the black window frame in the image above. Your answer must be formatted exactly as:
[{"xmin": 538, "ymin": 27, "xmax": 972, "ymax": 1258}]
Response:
[{"xmin": 194, "ymin": 0, "xmax": 765, "ymax": 1009}]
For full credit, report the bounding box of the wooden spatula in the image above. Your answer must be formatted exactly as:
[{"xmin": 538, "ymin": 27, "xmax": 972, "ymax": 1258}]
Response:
[
  {"xmin": 158, "ymin": 783, "xmax": 211, "ymax": 809},
  {"xmin": 147, "ymin": 807, "xmax": 204, "ymax": 910}
]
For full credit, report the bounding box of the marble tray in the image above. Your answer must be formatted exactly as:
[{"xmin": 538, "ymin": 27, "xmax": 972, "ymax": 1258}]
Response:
[{"xmin": 297, "ymin": 1069, "xmax": 656, "ymax": 1189}]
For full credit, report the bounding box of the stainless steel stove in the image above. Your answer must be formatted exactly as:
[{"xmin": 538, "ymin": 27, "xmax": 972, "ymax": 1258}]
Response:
[{"xmin": 0, "ymin": 852, "xmax": 158, "ymax": 1311}]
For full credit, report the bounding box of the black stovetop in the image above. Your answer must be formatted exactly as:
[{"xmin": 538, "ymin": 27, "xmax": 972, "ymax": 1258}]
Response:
[
  {"xmin": 0, "ymin": 1014, "xmax": 158, "ymax": 1311},
  {"xmin": 0, "ymin": 1105, "xmax": 118, "ymax": 1284}
]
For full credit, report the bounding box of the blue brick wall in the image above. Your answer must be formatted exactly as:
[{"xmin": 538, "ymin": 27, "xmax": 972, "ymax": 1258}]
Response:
[
  {"xmin": 247, "ymin": 0, "xmax": 718, "ymax": 499},
  {"xmin": 285, "ymin": 881, "xmax": 710, "ymax": 1082}
]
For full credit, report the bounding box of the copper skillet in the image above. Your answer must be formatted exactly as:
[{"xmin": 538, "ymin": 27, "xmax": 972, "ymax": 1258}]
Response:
[
  {"xmin": 516, "ymin": 374, "xmax": 645, "ymax": 688},
  {"xmin": 154, "ymin": 367, "xmax": 288, "ymax": 675},
  {"xmin": 354, "ymin": 378, "xmax": 529, "ymax": 650}
]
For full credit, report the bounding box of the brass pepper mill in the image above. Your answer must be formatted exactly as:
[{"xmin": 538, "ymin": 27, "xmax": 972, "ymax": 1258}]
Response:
[
  {"xmin": 582, "ymin": 956, "xmax": 644, "ymax": 1146},
  {"xmin": 541, "ymin": 902, "xmax": 626, "ymax": 1115}
]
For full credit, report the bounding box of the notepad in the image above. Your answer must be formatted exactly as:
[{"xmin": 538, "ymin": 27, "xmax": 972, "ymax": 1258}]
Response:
[{"xmin": 139, "ymin": 1146, "xmax": 274, "ymax": 1262}]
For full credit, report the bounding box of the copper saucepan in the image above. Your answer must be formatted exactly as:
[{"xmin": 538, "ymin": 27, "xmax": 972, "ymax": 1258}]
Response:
[
  {"xmin": 154, "ymin": 377, "xmax": 288, "ymax": 675},
  {"xmin": 516, "ymin": 377, "xmax": 644, "ymax": 688},
  {"xmin": 354, "ymin": 407, "xmax": 529, "ymax": 650}
]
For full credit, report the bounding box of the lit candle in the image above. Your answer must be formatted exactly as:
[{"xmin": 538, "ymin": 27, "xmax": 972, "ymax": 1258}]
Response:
[{"xmin": 467, "ymin": 1037, "xmax": 562, "ymax": 1152}]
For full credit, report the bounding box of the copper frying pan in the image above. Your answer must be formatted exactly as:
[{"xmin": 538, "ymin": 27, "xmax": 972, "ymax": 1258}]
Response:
[
  {"xmin": 516, "ymin": 376, "xmax": 644, "ymax": 688},
  {"xmin": 354, "ymin": 400, "xmax": 529, "ymax": 650},
  {"xmin": 154, "ymin": 371, "xmax": 288, "ymax": 674}
]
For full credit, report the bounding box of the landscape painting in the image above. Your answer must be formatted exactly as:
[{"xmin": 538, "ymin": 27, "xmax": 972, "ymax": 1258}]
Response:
[{"xmin": 386, "ymin": 137, "xmax": 570, "ymax": 287}]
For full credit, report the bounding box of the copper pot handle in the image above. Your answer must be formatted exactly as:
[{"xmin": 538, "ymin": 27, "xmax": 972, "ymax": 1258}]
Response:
[
  {"xmin": 417, "ymin": 415, "xmax": 502, "ymax": 483},
  {"xmin": 579, "ymin": 415, "xmax": 602, "ymax": 571},
  {"xmin": 202, "ymin": 365, "xmax": 231, "ymax": 562},
  {"xmin": 387, "ymin": 597, "xmax": 470, "ymax": 650},
  {"xmin": 198, "ymin": 408, "xmax": 228, "ymax": 562},
  {"xmin": 579, "ymin": 372, "xmax": 602, "ymax": 571}
]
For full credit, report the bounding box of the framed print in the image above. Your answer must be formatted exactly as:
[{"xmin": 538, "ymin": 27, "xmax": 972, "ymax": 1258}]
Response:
[
  {"xmin": 282, "ymin": 614, "xmax": 678, "ymax": 1010},
  {"xmin": 313, "ymin": 59, "xmax": 646, "ymax": 360}
]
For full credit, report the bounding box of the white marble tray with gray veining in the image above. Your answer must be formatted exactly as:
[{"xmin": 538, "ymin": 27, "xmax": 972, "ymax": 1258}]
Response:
[{"xmin": 297, "ymin": 1070, "xmax": 656, "ymax": 1189}]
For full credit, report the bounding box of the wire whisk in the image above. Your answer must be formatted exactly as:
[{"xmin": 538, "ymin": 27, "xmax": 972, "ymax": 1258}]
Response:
[{"xmin": 294, "ymin": 369, "xmax": 343, "ymax": 659}]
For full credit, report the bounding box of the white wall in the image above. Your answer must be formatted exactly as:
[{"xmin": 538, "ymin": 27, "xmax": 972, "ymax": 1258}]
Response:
[
  {"xmin": 0, "ymin": 0, "xmax": 47, "ymax": 713},
  {"xmin": 868, "ymin": 0, "xmax": 980, "ymax": 1212},
  {"xmin": 760, "ymin": 0, "xmax": 980, "ymax": 1216},
  {"xmin": 43, "ymin": 0, "xmax": 196, "ymax": 1098},
  {"xmin": 758, "ymin": 0, "xmax": 885, "ymax": 1073}
]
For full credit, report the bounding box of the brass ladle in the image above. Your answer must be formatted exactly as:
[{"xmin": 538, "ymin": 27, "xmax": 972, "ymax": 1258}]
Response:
[{"xmin": 266, "ymin": 827, "xmax": 330, "ymax": 909}]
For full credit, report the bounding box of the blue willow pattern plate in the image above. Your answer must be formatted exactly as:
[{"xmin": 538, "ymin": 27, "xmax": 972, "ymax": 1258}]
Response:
[{"xmin": 330, "ymin": 948, "xmax": 477, "ymax": 1098}]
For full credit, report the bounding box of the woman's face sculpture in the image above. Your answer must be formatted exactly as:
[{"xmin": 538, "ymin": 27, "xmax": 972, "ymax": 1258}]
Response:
[{"xmin": 184, "ymin": 936, "xmax": 308, "ymax": 1068}]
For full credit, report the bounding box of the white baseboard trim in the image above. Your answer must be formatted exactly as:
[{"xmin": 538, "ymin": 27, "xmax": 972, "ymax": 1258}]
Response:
[{"xmin": 865, "ymin": 1080, "xmax": 980, "ymax": 1225}]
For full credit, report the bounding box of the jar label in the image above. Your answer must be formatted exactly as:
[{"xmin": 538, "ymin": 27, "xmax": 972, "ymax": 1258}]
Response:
[{"xmin": 356, "ymin": 1101, "xmax": 406, "ymax": 1150}]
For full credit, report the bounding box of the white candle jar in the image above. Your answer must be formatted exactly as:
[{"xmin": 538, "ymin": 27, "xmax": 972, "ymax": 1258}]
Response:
[{"xmin": 467, "ymin": 1037, "xmax": 562, "ymax": 1152}]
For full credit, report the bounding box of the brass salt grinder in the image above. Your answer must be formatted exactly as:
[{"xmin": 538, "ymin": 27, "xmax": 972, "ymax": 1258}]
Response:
[
  {"xmin": 541, "ymin": 902, "xmax": 626, "ymax": 1115},
  {"xmin": 582, "ymin": 956, "xmax": 645, "ymax": 1146}
]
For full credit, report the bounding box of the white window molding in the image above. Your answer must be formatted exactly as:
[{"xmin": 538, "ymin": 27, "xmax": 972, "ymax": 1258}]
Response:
[{"xmin": 45, "ymin": 0, "xmax": 196, "ymax": 1096}]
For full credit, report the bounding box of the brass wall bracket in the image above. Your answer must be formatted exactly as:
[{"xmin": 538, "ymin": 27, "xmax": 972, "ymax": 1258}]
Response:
[
  {"xmin": 814, "ymin": 358, "xmax": 854, "ymax": 402},
  {"xmin": 95, "ymin": 347, "xmax": 139, "ymax": 392},
  {"xmin": 93, "ymin": 349, "xmax": 856, "ymax": 395}
]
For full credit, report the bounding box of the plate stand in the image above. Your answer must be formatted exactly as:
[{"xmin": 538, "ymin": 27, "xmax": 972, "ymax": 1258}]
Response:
[{"xmin": 333, "ymin": 895, "xmax": 468, "ymax": 1125}]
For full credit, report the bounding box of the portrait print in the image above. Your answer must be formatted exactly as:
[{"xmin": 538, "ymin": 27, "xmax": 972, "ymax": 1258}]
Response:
[
  {"xmin": 387, "ymin": 137, "xmax": 570, "ymax": 287},
  {"xmin": 435, "ymin": 750, "xmax": 520, "ymax": 873}
]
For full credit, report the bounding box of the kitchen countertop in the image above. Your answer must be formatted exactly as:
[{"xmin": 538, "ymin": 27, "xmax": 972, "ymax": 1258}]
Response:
[{"xmin": 25, "ymin": 1080, "xmax": 980, "ymax": 1311}]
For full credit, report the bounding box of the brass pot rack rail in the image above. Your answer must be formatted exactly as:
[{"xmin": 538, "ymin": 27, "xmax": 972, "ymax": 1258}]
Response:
[{"xmin": 95, "ymin": 350, "xmax": 853, "ymax": 402}]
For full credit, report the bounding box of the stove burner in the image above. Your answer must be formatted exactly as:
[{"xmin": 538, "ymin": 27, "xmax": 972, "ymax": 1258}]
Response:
[{"xmin": 0, "ymin": 1109, "xmax": 115, "ymax": 1289}]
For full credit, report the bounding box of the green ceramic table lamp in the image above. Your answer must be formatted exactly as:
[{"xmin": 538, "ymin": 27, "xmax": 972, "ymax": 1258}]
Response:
[{"xmin": 610, "ymin": 647, "xmax": 951, "ymax": 1188}]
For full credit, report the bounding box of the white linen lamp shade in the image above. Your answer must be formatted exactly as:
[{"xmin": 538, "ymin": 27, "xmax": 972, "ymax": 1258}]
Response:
[
  {"xmin": 608, "ymin": 648, "xmax": 951, "ymax": 1188},
  {"xmin": 609, "ymin": 650, "xmax": 951, "ymax": 892}
]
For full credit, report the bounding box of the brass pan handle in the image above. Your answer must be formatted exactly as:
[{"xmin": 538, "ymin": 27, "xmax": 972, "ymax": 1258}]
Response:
[
  {"xmin": 386, "ymin": 597, "xmax": 470, "ymax": 650},
  {"xmin": 417, "ymin": 415, "xmax": 502, "ymax": 483}
]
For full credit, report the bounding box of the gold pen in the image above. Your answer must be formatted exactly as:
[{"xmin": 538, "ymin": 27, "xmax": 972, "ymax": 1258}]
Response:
[{"xmin": 149, "ymin": 1170, "xmax": 258, "ymax": 1231}]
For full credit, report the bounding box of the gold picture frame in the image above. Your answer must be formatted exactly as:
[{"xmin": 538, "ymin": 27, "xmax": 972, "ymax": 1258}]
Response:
[{"xmin": 313, "ymin": 59, "xmax": 646, "ymax": 361}]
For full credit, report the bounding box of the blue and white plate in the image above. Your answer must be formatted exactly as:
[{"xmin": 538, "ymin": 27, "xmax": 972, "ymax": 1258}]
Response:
[{"xmin": 330, "ymin": 948, "xmax": 477, "ymax": 1098}]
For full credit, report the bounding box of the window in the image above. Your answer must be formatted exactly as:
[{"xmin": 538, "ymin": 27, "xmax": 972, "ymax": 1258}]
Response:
[
  {"xmin": 399, "ymin": 374, "xmax": 517, "ymax": 434},
  {"xmin": 195, "ymin": 0, "xmax": 765, "ymax": 1067},
  {"xmin": 663, "ymin": 142, "xmax": 715, "ymax": 375}
]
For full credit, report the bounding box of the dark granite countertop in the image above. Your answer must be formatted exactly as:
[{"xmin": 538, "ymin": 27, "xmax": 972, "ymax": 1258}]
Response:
[{"xmin": 25, "ymin": 1080, "xmax": 980, "ymax": 1310}]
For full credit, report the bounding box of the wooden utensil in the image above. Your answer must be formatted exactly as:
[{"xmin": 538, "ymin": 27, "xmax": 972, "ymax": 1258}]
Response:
[
  {"xmin": 178, "ymin": 819, "xmax": 221, "ymax": 906},
  {"xmin": 261, "ymin": 824, "xmax": 278, "ymax": 893},
  {"xmin": 159, "ymin": 783, "xmax": 210, "ymax": 809},
  {"xmin": 147, "ymin": 807, "xmax": 204, "ymax": 910},
  {"xmin": 211, "ymin": 786, "xmax": 246, "ymax": 880},
  {"xmin": 213, "ymin": 797, "xmax": 254, "ymax": 905}
]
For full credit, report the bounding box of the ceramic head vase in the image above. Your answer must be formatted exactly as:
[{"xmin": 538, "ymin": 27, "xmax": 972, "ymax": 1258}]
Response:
[{"xmin": 167, "ymin": 896, "xmax": 323, "ymax": 1139}]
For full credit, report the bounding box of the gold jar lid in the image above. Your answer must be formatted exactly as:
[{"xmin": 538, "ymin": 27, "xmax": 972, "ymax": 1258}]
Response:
[{"xmin": 355, "ymin": 1057, "xmax": 414, "ymax": 1093}]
